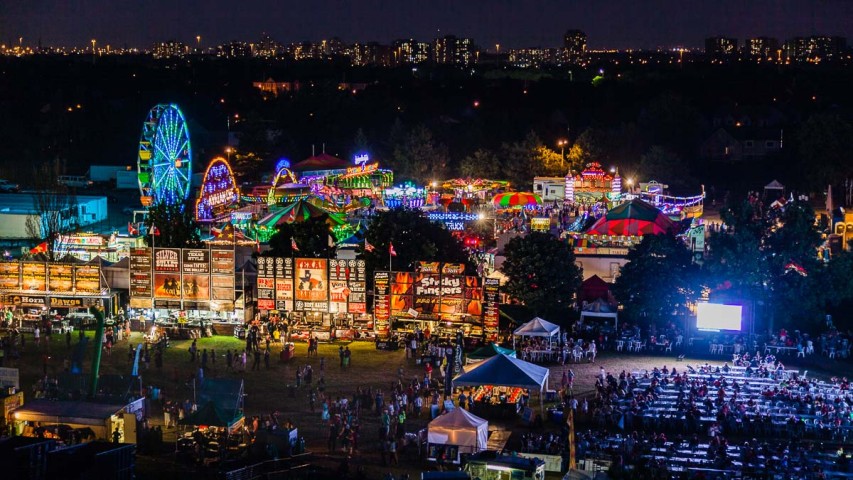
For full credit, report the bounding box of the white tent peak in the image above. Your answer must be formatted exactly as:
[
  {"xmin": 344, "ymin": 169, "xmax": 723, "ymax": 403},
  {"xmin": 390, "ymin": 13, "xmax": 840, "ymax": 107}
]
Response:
[
  {"xmin": 430, "ymin": 407, "xmax": 487, "ymax": 429},
  {"xmin": 513, "ymin": 317, "xmax": 560, "ymax": 337}
]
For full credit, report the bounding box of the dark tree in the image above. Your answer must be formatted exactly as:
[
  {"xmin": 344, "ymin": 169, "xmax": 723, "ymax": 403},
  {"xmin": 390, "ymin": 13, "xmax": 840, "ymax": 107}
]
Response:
[
  {"xmin": 144, "ymin": 200, "xmax": 203, "ymax": 249},
  {"xmin": 358, "ymin": 207, "xmax": 473, "ymax": 277},
  {"xmin": 500, "ymin": 232, "xmax": 583, "ymax": 316},
  {"xmin": 612, "ymin": 233, "xmax": 701, "ymax": 325},
  {"xmin": 267, "ymin": 214, "xmax": 337, "ymax": 258},
  {"xmin": 24, "ymin": 159, "xmax": 78, "ymax": 262}
]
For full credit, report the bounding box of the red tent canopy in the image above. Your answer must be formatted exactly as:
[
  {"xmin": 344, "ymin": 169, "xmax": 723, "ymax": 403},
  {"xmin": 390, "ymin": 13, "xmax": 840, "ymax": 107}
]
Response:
[
  {"xmin": 291, "ymin": 153, "xmax": 351, "ymax": 172},
  {"xmin": 579, "ymin": 275, "xmax": 611, "ymax": 303},
  {"xmin": 585, "ymin": 199, "xmax": 674, "ymax": 236}
]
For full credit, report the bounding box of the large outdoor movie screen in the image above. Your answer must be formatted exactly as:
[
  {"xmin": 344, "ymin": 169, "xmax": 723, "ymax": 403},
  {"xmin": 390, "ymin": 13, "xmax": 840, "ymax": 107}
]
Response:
[{"xmin": 696, "ymin": 303, "xmax": 743, "ymax": 332}]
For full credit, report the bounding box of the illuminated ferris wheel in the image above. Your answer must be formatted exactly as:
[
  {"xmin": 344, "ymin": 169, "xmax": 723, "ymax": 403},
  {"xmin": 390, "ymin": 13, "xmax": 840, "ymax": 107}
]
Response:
[{"xmin": 137, "ymin": 104, "xmax": 192, "ymax": 206}]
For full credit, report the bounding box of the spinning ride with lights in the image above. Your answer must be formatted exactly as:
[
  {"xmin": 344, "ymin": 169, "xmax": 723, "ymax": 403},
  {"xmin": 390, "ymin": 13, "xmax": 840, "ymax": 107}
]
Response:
[{"xmin": 137, "ymin": 104, "xmax": 192, "ymax": 206}]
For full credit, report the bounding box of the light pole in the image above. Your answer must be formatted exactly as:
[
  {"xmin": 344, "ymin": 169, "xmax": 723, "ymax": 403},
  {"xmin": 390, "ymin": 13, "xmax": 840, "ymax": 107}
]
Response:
[
  {"xmin": 91, "ymin": 39, "xmax": 97, "ymax": 64},
  {"xmin": 557, "ymin": 139, "xmax": 568, "ymax": 171},
  {"xmin": 225, "ymin": 147, "xmax": 233, "ymax": 163}
]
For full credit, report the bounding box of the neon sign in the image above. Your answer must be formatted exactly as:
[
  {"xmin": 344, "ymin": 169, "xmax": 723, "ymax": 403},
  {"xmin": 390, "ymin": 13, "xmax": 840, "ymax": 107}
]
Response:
[
  {"xmin": 195, "ymin": 157, "xmax": 240, "ymax": 222},
  {"xmin": 354, "ymin": 154, "xmax": 369, "ymax": 166}
]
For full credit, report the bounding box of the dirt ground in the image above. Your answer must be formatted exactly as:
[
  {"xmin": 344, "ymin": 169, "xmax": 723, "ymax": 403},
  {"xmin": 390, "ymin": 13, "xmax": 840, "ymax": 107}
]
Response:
[{"xmin": 6, "ymin": 330, "xmax": 847, "ymax": 479}]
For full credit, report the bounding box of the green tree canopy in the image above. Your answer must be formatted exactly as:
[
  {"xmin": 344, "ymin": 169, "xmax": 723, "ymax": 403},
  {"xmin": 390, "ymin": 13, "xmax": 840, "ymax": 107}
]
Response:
[
  {"xmin": 389, "ymin": 124, "xmax": 449, "ymax": 183},
  {"xmin": 267, "ymin": 214, "xmax": 337, "ymax": 258},
  {"xmin": 797, "ymin": 113, "xmax": 853, "ymax": 191},
  {"xmin": 459, "ymin": 148, "xmax": 501, "ymax": 179},
  {"xmin": 500, "ymin": 232, "xmax": 583, "ymax": 316},
  {"xmin": 358, "ymin": 207, "xmax": 473, "ymax": 279},
  {"xmin": 144, "ymin": 200, "xmax": 203, "ymax": 249},
  {"xmin": 612, "ymin": 233, "xmax": 701, "ymax": 325}
]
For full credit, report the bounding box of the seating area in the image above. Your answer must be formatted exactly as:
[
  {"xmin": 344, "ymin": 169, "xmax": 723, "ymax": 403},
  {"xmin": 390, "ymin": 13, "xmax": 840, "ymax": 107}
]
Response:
[
  {"xmin": 579, "ymin": 360, "xmax": 853, "ymax": 478},
  {"xmin": 576, "ymin": 429, "xmax": 853, "ymax": 479}
]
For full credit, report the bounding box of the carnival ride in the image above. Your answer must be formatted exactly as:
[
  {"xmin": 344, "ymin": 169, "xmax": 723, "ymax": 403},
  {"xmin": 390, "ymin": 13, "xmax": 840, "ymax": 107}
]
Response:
[
  {"xmin": 195, "ymin": 157, "xmax": 240, "ymax": 222},
  {"xmin": 137, "ymin": 104, "xmax": 193, "ymax": 206}
]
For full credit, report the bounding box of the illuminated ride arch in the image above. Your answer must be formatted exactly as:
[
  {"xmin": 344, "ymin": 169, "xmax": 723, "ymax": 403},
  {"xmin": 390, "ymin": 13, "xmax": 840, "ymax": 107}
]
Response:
[
  {"xmin": 195, "ymin": 157, "xmax": 240, "ymax": 222},
  {"xmin": 137, "ymin": 104, "xmax": 192, "ymax": 206},
  {"xmin": 267, "ymin": 167, "xmax": 305, "ymax": 205}
]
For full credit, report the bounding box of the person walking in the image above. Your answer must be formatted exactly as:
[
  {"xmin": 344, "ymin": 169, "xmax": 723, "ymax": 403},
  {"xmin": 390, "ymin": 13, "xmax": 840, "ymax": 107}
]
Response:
[
  {"xmin": 252, "ymin": 349, "xmax": 261, "ymax": 371},
  {"xmin": 339, "ymin": 345, "xmax": 345, "ymax": 368},
  {"xmin": 189, "ymin": 339, "xmax": 197, "ymax": 362},
  {"xmin": 263, "ymin": 349, "xmax": 270, "ymax": 369},
  {"xmin": 226, "ymin": 350, "xmax": 233, "ymax": 371}
]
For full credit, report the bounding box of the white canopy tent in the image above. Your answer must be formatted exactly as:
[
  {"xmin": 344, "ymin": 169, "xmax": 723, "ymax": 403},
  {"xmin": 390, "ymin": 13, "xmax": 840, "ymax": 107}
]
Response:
[
  {"xmin": 579, "ymin": 311, "xmax": 618, "ymax": 330},
  {"xmin": 512, "ymin": 317, "xmax": 561, "ymax": 350},
  {"xmin": 427, "ymin": 408, "xmax": 489, "ymax": 458},
  {"xmin": 453, "ymin": 353, "xmax": 550, "ymax": 414}
]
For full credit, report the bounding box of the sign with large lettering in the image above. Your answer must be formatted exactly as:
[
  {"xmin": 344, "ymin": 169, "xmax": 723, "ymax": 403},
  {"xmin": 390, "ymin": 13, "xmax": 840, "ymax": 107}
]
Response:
[
  {"xmin": 50, "ymin": 297, "xmax": 85, "ymax": 308},
  {"xmin": 274, "ymin": 257, "xmax": 294, "ymax": 311},
  {"xmin": 294, "ymin": 258, "xmax": 328, "ymax": 312},
  {"xmin": 9, "ymin": 294, "xmax": 46, "ymax": 307},
  {"xmin": 154, "ymin": 248, "xmax": 182, "ymax": 299}
]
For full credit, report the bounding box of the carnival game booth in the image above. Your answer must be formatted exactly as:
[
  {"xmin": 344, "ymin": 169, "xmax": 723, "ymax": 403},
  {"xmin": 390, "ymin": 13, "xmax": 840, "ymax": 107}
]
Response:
[
  {"xmin": 426, "ymin": 408, "xmax": 489, "ymax": 464},
  {"xmin": 512, "ymin": 317, "xmax": 561, "ymax": 361},
  {"xmin": 453, "ymin": 354, "xmax": 550, "ymax": 419},
  {"xmin": 466, "ymin": 343, "xmax": 516, "ymax": 364},
  {"xmin": 12, "ymin": 398, "xmax": 144, "ymax": 443}
]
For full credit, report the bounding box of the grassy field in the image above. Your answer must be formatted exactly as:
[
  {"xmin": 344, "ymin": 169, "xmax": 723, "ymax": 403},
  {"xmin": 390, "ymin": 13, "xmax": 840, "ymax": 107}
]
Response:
[{"xmin": 5, "ymin": 329, "xmax": 849, "ymax": 478}]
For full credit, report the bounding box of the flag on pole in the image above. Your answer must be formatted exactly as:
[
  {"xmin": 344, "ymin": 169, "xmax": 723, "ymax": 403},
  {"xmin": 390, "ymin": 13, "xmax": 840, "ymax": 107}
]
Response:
[
  {"xmin": 291, "ymin": 237, "xmax": 300, "ymax": 252},
  {"xmin": 364, "ymin": 240, "xmax": 375, "ymax": 252},
  {"xmin": 328, "ymin": 235, "xmax": 336, "ymax": 248},
  {"xmin": 389, "ymin": 242, "xmax": 397, "ymax": 257},
  {"xmin": 149, "ymin": 226, "xmax": 160, "ymax": 236},
  {"xmin": 128, "ymin": 222, "xmax": 138, "ymax": 236},
  {"xmin": 29, "ymin": 241, "xmax": 48, "ymax": 255}
]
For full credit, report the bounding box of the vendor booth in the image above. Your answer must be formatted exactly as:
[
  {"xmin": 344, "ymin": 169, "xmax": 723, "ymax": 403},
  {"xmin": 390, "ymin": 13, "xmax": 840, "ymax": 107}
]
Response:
[
  {"xmin": 12, "ymin": 398, "xmax": 144, "ymax": 443},
  {"xmin": 466, "ymin": 343, "xmax": 516, "ymax": 364},
  {"xmin": 453, "ymin": 354, "xmax": 550, "ymax": 418},
  {"xmin": 426, "ymin": 408, "xmax": 489, "ymax": 464},
  {"xmin": 512, "ymin": 317, "xmax": 561, "ymax": 352}
]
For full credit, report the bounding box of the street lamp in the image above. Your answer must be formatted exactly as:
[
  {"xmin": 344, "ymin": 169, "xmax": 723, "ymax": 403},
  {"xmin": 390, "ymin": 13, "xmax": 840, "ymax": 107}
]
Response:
[
  {"xmin": 225, "ymin": 147, "xmax": 233, "ymax": 162},
  {"xmin": 557, "ymin": 139, "xmax": 568, "ymax": 170}
]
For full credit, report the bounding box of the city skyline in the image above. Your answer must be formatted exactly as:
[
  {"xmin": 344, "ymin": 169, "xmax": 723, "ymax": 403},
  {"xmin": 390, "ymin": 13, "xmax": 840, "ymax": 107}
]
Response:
[{"xmin": 4, "ymin": 0, "xmax": 853, "ymax": 50}]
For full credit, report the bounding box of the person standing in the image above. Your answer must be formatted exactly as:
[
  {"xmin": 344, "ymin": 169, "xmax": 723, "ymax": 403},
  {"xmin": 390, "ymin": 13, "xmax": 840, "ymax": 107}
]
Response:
[
  {"xmin": 33, "ymin": 326, "xmax": 40, "ymax": 348},
  {"xmin": 339, "ymin": 345, "xmax": 345, "ymax": 368},
  {"xmin": 226, "ymin": 350, "xmax": 233, "ymax": 371},
  {"xmin": 263, "ymin": 349, "xmax": 270, "ymax": 369},
  {"xmin": 252, "ymin": 349, "xmax": 261, "ymax": 371}
]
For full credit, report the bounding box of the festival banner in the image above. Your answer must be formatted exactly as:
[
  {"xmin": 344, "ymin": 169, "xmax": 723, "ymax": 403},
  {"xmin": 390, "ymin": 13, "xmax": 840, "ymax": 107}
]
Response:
[
  {"xmin": 9, "ymin": 294, "xmax": 46, "ymax": 307},
  {"xmin": 129, "ymin": 248, "xmax": 153, "ymax": 299},
  {"xmin": 182, "ymin": 249, "xmax": 210, "ymax": 275},
  {"xmin": 211, "ymin": 274, "xmax": 236, "ymax": 301},
  {"xmin": 74, "ymin": 265, "xmax": 101, "ymax": 294},
  {"xmin": 274, "ymin": 257, "xmax": 294, "ymax": 312},
  {"xmin": 294, "ymin": 258, "xmax": 328, "ymax": 312},
  {"xmin": 464, "ymin": 276, "xmax": 484, "ymax": 317},
  {"xmin": 154, "ymin": 248, "xmax": 181, "ymax": 273},
  {"xmin": 21, "ymin": 262, "xmax": 46, "ymax": 292},
  {"xmin": 348, "ymin": 259, "xmax": 367, "ymax": 313},
  {"xmin": 154, "ymin": 273, "xmax": 182, "ymax": 299},
  {"xmin": 181, "ymin": 249, "xmax": 210, "ymax": 301},
  {"xmin": 413, "ymin": 272, "xmax": 442, "ymax": 319},
  {"xmin": 373, "ymin": 271, "xmax": 391, "ymax": 335},
  {"xmin": 0, "ymin": 262, "xmax": 20, "ymax": 290},
  {"xmin": 390, "ymin": 271, "xmax": 414, "ymax": 316},
  {"xmin": 255, "ymin": 256, "xmax": 275, "ymax": 309},
  {"xmin": 483, "ymin": 278, "xmax": 500, "ymax": 341},
  {"xmin": 329, "ymin": 280, "xmax": 349, "ymax": 313},
  {"xmin": 210, "ymin": 248, "xmax": 235, "ymax": 302},
  {"xmin": 48, "ymin": 264, "xmax": 73, "ymax": 293},
  {"xmin": 49, "ymin": 297, "xmax": 85, "ymax": 308}
]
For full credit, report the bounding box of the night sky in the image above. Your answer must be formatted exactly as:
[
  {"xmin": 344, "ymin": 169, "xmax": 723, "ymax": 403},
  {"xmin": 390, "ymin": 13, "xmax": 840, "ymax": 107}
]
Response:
[{"xmin": 5, "ymin": 0, "xmax": 853, "ymax": 50}]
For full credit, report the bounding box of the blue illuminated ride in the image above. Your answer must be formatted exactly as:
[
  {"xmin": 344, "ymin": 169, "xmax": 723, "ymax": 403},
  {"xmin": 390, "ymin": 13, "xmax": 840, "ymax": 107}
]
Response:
[{"xmin": 137, "ymin": 104, "xmax": 192, "ymax": 206}]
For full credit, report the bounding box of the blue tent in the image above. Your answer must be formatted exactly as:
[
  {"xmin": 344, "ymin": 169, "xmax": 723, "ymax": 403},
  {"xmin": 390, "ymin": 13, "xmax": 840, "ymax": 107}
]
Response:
[
  {"xmin": 452, "ymin": 354, "xmax": 548, "ymax": 390},
  {"xmin": 466, "ymin": 343, "xmax": 516, "ymax": 361}
]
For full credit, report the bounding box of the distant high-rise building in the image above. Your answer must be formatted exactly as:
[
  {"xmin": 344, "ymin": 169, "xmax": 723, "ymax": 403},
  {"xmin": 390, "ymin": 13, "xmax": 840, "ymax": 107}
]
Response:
[
  {"xmin": 153, "ymin": 41, "xmax": 187, "ymax": 59},
  {"xmin": 348, "ymin": 42, "xmax": 393, "ymax": 66},
  {"xmin": 785, "ymin": 35, "xmax": 847, "ymax": 62},
  {"xmin": 705, "ymin": 36, "xmax": 738, "ymax": 56},
  {"xmin": 745, "ymin": 37, "xmax": 780, "ymax": 59},
  {"xmin": 255, "ymin": 33, "xmax": 282, "ymax": 58},
  {"xmin": 562, "ymin": 30, "xmax": 587, "ymax": 61},
  {"xmin": 432, "ymin": 35, "xmax": 476, "ymax": 66},
  {"xmin": 218, "ymin": 42, "xmax": 252, "ymax": 58},
  {"xmin": 393, "ymin": 39, "xmax": 431, "ymax": 64},
  {"xmin": 508, "ymin": 48, "xmax": 559, "ymax": 68}
]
